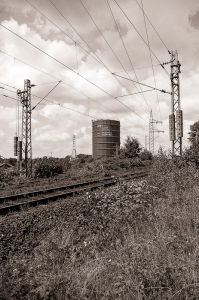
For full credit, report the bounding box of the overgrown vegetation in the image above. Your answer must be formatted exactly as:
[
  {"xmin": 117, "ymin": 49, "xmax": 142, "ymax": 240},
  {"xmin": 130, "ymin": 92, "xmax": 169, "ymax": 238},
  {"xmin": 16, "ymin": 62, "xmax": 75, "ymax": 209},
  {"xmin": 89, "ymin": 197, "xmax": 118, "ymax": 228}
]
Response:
[
  {"xmin": 1, "ymin": 150, "xmax": 199, "ymax": 299},
  {"xmin": 33, "ymin": 157, "xmax": 64, "ymax": 178},
  {"xmin": 0, "ymin": 136, "xmax": 152, "ymax": 182}
]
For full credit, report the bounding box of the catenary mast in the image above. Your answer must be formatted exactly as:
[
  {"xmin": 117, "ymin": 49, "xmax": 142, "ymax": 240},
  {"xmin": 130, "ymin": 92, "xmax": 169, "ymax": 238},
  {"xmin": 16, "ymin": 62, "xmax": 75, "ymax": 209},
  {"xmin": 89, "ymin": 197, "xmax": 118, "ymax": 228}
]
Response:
[{"xmin": 169, "ymin": 50, "xmax": 183, "ymax": 155}]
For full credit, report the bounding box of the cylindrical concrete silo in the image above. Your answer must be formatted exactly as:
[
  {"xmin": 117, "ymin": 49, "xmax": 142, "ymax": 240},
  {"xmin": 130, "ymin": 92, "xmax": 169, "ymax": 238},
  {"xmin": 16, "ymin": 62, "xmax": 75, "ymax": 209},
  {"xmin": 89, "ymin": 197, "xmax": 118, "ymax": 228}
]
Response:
[{"xmin": 92, "ymin": 119, "xmax": 120, "ymax": 159}]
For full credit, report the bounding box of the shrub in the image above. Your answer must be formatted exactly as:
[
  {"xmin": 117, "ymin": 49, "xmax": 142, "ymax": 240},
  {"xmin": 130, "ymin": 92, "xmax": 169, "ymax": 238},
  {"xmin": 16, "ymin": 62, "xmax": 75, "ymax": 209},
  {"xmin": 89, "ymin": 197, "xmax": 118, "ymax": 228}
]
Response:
[
  {"xmin": 34, "ymin": 158, "xmax": 64, "ymax": 178},
  {"xmin": 139, "ymin": 149, "xmax": 153, "ymax": 161}
]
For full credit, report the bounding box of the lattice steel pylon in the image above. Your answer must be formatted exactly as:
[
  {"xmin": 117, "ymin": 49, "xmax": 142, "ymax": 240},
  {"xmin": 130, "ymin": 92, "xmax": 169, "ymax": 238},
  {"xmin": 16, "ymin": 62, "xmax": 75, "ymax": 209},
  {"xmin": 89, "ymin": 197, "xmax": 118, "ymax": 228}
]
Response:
[
  {"xmin": 149, "ymin": 110, "xmax": 164, "ymax": 153},
  {"xmin": 17, "ymin": 79, "xmax": 32, "ymax": 177},
  {"xmin": 170, "ymin": 50, "xmax": 183, "ymax": 155},
  {"xmin": 71, "ymin": 135, "xmax": 77, "ymax": 159}
]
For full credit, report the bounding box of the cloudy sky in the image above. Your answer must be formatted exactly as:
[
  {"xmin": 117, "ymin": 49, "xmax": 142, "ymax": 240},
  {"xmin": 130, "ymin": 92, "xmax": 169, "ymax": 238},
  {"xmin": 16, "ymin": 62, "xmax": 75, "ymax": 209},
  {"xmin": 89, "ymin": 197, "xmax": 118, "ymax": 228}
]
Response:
[{"xmin": 0, "ymin": 0, "xmax": 199, "ymax": 158}]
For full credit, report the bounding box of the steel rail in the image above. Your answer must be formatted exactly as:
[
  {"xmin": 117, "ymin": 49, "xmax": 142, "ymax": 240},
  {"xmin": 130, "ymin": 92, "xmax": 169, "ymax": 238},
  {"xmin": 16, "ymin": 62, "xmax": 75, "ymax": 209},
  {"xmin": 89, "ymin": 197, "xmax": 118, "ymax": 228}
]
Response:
[{"xmin": 0, "ymin": 170, "xmax": 149, "ymax": 215}]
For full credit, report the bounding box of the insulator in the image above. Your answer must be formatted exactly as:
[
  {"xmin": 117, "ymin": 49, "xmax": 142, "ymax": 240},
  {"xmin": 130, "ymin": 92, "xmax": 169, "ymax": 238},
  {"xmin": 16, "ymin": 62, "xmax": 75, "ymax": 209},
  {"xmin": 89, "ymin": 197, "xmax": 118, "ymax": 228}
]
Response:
[
  {"xmin": 176, "ymin": 110, "xmax": 183, "ymax": 137},
  {"xmin": 18, "ymin": 141, "xmax": 22, "ymax": 161},
  {"xmin": 169, "ymin": 114, "xmax": 175, "ymax": 141},
  {"xmin": 14, "ymin": 136, "xmax": 18, "ymax": 156}
]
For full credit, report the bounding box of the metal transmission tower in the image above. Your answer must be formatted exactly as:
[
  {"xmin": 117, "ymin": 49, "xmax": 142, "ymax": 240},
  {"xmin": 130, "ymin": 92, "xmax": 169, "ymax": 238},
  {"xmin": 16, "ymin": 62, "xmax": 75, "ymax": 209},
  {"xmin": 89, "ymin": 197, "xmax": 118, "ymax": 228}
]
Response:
[
  {"xmin": 169, "ymin": 50, "xmax": 183, "ymax": 155},
  {"xmin": 17, "ymin": 79, "xmax": 32, "ymax": 177},
  {"xmin": 71, "ymin": 135, "xmax": 77, "ymax": 159},
  {"xmin": 149, "ymin": 110, "xmax": 164, "ymax": 153},
  {"xmin": 145, "ymin": 135, "xmax": 148, "ymax": 150}
]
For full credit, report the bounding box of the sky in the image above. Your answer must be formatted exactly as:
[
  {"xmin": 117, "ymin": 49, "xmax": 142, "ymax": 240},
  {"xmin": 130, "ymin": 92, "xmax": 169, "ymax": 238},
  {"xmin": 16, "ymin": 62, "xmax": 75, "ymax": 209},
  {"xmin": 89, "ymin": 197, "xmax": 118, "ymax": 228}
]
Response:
[{"xmin": 0, "ymin": 0, "xmax": 199, "ymax": 158}]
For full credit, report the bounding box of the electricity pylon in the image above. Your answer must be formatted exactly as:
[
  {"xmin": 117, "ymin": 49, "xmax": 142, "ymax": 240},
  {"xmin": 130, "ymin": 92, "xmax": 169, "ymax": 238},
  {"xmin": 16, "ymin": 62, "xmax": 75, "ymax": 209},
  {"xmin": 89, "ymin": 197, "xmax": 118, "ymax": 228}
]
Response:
[
  {"xmin": 71, "ymin": 135, "xmax": 77, "ymax": 159},
  {"xmin": 145, "ymin": 135, "xmax": 148, "ymax": 150},
  {"xmin": 149, "ymin": 110, "xmax": 164, "ymax": 153},
  {"xmin": 17, "ymin": 79, "xmax": 32, "ymax": 177},
  {"xmin": 169, "ymin": 50, "xmax": 183, "ymax": 155}
]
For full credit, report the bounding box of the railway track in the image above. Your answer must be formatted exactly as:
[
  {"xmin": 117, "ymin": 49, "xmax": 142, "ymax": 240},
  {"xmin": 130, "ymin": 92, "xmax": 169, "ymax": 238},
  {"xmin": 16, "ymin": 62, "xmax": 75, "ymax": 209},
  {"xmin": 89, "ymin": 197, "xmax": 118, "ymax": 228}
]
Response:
[{"xmin": 0, "ymin": 170, "xmax": 149, "ymax": 215}]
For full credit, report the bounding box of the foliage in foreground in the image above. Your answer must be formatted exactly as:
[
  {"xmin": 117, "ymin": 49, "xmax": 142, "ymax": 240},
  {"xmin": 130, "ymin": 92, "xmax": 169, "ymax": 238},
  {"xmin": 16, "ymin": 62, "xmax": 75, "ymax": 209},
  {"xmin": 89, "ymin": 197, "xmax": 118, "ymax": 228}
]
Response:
[{"xmin": 1, "ymin": 151, "xmax": 199, "ymax": 299}]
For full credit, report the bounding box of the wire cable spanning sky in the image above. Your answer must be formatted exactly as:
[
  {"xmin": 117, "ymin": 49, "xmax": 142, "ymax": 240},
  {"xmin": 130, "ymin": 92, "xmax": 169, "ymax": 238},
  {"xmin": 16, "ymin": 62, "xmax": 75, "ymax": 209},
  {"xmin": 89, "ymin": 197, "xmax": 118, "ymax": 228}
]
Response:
[{"xmin": 0, "ymin": 0, "xmax": 198, "ymax": 157}]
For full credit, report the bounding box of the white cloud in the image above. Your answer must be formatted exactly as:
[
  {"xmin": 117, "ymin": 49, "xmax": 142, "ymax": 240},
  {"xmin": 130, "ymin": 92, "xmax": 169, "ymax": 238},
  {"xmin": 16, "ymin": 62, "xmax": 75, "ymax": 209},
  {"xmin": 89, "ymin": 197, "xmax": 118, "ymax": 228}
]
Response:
[
  {"xmin": 0, "ymin": 106, "xmax": 16, "ymax": 121},
  {"xmin": 0, "ymin": 0, "xmax": 199, "ymax": 157},
  {"xmin": 36, "ymin": 131, "xmax": 70, "ymax": 142}
]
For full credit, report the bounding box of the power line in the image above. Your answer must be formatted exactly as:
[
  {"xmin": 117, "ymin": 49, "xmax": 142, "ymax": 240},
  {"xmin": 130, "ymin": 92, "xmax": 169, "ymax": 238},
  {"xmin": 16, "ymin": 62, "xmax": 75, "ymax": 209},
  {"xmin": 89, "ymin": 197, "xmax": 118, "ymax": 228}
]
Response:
[
  {"xmin": 134, "ymin": 0, "xmax": 170, "ymax": 53},
  {"xmin": 48, "ymin": 0, "xmax": 150, "ymax": 116},
  {"xmin": 0, "ymin": 92, "xmax": 142, "ymax": 136},
  {"xmin": 116, "ymin": 89, "xmax": 155, "ymax": 98},
  {"xmin": 25, "ymin": 0, "xmax": 103, "ymax": 67},
  {"xmin": 0, "ymin": 81, "xmax": 142, "ymax": 128},
  {"xmin": 78, "ymin": 0, "xmax": 151, "ymax": 116},
  {"xmin": 27, "ymin": 0, "xmax": 153, "ymax": 117},
  {"xmin": 0, "ymin": 70, "xmax": 142, "ymax": 127},
  {"xmin": 114, "ymin": 64, "xmax": 162, "ymax": 73},
  {"xmin": 28, "ymin": 0, "xmax": 150, "ymax": 115},
  {"xmin": 33, "ymin": 81, "xmax": 60, "ymax": 86},
  {"xmin": 105, "ymin": 0, "xmax": 151, "ymax": 113},
  {"xmin": 32, "ymin": 81, "xmax": 61, "ymax": 110},
  {"xmin": 0, "ymin": 93, "xmax": 17, "ymax": 101},
  {"xmin": 112, "ymin": 73, "xmax": 171, "ymax": 94},
  {"xmin": 43, "ymin": 0, "xmax": 151, "ymax": 118},
  {"xmin": 140, "ymin": 0, "xmax": 162, "ymax": 121},
  {"xmin": 112, "ymin": 0, "xmax": 170, "ymax": 77},
  {"xmin": 0, "ymin": 24, "xmax": 148, "ymax": 123}
]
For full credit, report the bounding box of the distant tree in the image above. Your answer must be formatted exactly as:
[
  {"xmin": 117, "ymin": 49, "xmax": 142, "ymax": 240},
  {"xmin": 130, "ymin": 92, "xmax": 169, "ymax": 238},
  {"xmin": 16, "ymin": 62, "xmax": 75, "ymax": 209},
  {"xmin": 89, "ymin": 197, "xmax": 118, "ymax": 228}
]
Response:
[
  {"xmin": 183, "ymin": 121, "xmax": 199, "ymax": 161},
  {"xmin": 121, "ymin": 136, "xmax": 142, "ymax": 158},
  {"xmin": 188, "ymin": 120, "xmax": 199, "ymax": 147}
]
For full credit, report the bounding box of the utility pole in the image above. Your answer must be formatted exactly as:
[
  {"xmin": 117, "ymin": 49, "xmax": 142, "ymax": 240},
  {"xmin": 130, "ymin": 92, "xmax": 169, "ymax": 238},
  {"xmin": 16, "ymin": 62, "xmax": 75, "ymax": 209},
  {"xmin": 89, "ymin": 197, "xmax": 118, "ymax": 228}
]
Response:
[
  {"xmin": 17, "ymin": 79, "xmax": 32, "ymax": 177},
  {"xmin": 169, "ymin": 50, "xmax": 183, "ymax": 155},
  {"xmin": 149, "ymin": 110, "xmax": 164, "ymax": 153}
]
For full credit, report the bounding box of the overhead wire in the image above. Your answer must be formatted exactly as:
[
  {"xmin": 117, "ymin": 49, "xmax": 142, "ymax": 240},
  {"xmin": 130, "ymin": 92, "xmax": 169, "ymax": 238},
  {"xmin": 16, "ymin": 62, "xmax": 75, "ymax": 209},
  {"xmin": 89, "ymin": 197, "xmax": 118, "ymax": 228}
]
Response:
[
  {"xmin": 105, "ymin": 0, "xmax": 151, "ymax": 113},
  {"xmin": 112, "ymin": 0, "xmax": 170, "ymax": 77},
  {"xmin": 26, "ymin": 0, "xmax": 163, "ymax": 120},
  {"xmin": 112, "ymin": 73, "xmax": 171, "ymax": 94},
  {"xmin": 0, "ymin": 24, "xmax": 148, "ymax": 123},
  {"xmin": 25, "ymin": 0, "xmax": 103, "ymax": 66},
  {"xmin": 0, "ymin": 49, "xmax": 142, "ymax": 128},
  {"xmin": 33, "ymin": 81, "xmax": 61, "ymax": 86},
  {"xmin": 134, "ymin": 0, "xmax": 170, "ymax": 53},
  {"xmin": 114, "ymin": 64, "xmax": 161, "ymax": 73},
  {"xmin": 78, "ymin": 0, "xmax": 151, "ymax": 115},
  {"xmin": 26, "ymin": 0, "xmax": 157, "ymax": 119},
  {"xmin": 31, "ymin": 81, "xmax": 61, "ymax": 111},
  {"xmin": 75, "ymin": 42, "xmax": 79, "ymax": 74},
  {"xmin": 0, "ymin": 91, "xmax": 142, "ymax": 136},
  {"xmin": 48, "ymin": 0, "xmax": 150, "ymax": 115},
  {"xmin": 26, "ymin": 0, "xmax": 148, "ymax": 114},
  {"xmin": 116, "ymin": 89, "xmax": 155, "ymax": 98},
  {"xmin": 0, "ymin": 80, "xmax": 142, "ymax": 128},
  {"xmin": 14, "ymin": 57, "xmax": 17, "ymax": 136},
  {"xmin": 140, "ymin": 0, "xmax": 162, "ymax": 121}
]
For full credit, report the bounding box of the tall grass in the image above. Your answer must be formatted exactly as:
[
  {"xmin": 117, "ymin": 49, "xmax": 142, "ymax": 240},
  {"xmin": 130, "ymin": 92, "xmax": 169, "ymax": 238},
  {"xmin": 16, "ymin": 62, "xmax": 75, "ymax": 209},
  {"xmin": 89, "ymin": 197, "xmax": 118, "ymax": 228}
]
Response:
[{"xmin": 1, "ymin": 152, "xmax": 199, "ymax": 299}]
